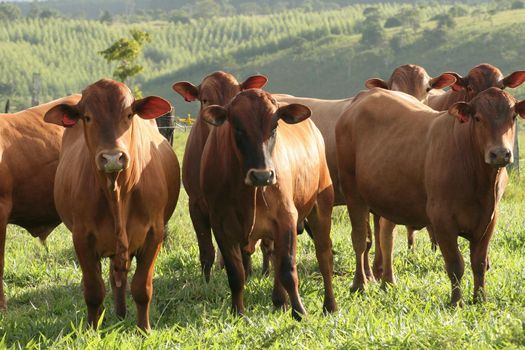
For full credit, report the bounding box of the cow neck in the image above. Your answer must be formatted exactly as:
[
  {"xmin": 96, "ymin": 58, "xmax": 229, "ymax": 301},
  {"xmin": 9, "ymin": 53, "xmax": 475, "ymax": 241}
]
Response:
[
  {"xmin": 453, "ymin": 120, "xmax": 501, "ymax": 239},
  {"xmin": 95, "ymin": 120, "xmax": 141, "ymax": 288}
]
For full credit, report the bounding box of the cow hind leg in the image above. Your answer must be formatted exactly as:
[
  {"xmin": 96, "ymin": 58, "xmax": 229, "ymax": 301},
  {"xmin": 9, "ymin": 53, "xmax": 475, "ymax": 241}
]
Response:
[
  {"xmin": 261, "ymin": 239, "xmax": 273, "ymax": 277},
  {"xmin": 274, "ymin": 226, "xmax": 306, "ymax": 321},
  {"xmin": 0, "ymin": 198, "xmax": 11, "ymax": 311},
  {"xmin": 74, "ymin": 234, "xmax": 105, "ymax": 329},
  {"xmin": 363, "ymin": 220, "xmax": 374, "ymax": 282},
  {"xmin": 372, "ymin": 214, "xmax": 383, "ymax": 280},
  {"xmin": 406, "ymin": 226, "xmax": 415, "ymax": 250},
  {"xmin": 189, "ymin": 200, "xmax": 215, "ymax": 282},
  {"xmin": 131, "ymin": 227, "xmax": 162, "ymax": 332},
  {"xmin": 379, "ymin": 218, "xmax": 397, "ymax": 286},
  {"xmin": 306, "ymin": 191, "xmax": 337, "ymax": 314},
  {"xmin": 110, "ymin": 259, "xmax": 127, "ymax": 319},
  {"xmin": 346, "ymin": 198, "xmax": 371, "ymax": 293}
]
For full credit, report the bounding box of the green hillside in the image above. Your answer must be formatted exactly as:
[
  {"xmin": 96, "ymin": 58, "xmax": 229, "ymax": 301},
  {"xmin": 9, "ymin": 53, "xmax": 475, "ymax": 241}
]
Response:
[{"xmin": 0, "ymin": 3, "xmax": 524, "ymax": 116}]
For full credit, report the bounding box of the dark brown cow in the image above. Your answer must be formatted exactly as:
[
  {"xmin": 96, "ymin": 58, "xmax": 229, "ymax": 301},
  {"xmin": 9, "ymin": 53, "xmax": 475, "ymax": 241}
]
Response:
[
  {"xmin": 200, "ymin": 89, "xmax": 335, "ymax": 319},
  {"xmin": 0, "ymin": 95, "xmax": 80, "ymax": 310},
  {"xmin": 44, "ymin": 79, "xmax": 180, "ymax": 331},
  {"xmin": 336, "ymin": 87, "xmax": 525, "ymax": 305},
  {"xmin": 373, "ymin": 64, "xmax": 525, "ymax": 278},
  {"xmin": 173, "ymin": 71, "xmax": 268, "ymax": 281}
]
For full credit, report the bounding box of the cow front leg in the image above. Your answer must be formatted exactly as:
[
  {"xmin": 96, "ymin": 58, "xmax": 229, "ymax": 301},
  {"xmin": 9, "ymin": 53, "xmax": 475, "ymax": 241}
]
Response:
[
  {"xmin": 307, "ymin": 186, "xmax": 337, "ymax": 314},
  {"xmin": 274, "ymin": 227, "xmax": 306, "ymax": 321},
  {"xmin": 131, "ymin": 228, "xmax": 162, "ymax": 332},
  {"xmin": 73, "ymin": 233, "xmax": 105, "ymax": 329},
  {"xmin": 470, "ymin": 217, "xmax": 495, "ymax": 303},
  {"xmin": 110, "ymin": 259, "xmax": 127, "ymax": 319},
  {"xmin": 216, "ymin": 238, "xmax": 246, "ymax": 316},
  {"xmin": 261, "ymin": 239, "xmax": 273, "ymax": 277}
]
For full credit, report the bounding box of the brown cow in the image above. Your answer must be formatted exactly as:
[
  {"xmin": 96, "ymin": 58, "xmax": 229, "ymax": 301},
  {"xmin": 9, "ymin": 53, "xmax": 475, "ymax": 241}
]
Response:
[
  {"xmin": 275, "ymin": 64, "xmax": 456, "ymax": 279},
  {"xmin": 172, "ymin": 71, "xmax": 268, "ymax": 281},
  {"xmin": 373, "ymin": 64, "xmax": 525, "ymax": 278},
  {"xmin": 44, "ymin": 79, "xmax": 180, "ymax": 331},
  {"xmin": 200, "ymin": 89, "xmax": 336, "ymax": 319},
  {"xmin": 336, "ymin": 87, "xmax": 524, "ymax": 305},
  {"xmin": 0, "ymin": 95, "xmax": 80, "ymax": 310}
]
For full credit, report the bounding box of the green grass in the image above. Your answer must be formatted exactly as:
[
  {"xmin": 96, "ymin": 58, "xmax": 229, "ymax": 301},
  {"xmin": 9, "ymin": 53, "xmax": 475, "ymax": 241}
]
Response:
[{"xmin": 0, "ymin": 130, "xmax": 524, "ymax": 349}]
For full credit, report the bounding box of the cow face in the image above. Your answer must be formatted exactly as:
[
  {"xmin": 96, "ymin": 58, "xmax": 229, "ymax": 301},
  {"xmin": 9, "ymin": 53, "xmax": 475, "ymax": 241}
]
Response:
[
  {"xmin": 449, "ymin": 64, "xmax": 525, "ymax": 100},
  {"xmin": 172, "ymin": 71, "xmax": 268, "ymax": 111},
  {"xmin": 365, "ymin": 64, "xmax": 456, "ymax": 102},
  {"xmin": 449, "ymin": 88, "xmax": 525, "ymax": 167},
  {"xmin": 201, "ymin": 90, "xmax": 310, "ymax": 186},
  {"xmin": 44, "ymin": 79, "xmax": 171, "ymax": 174}
]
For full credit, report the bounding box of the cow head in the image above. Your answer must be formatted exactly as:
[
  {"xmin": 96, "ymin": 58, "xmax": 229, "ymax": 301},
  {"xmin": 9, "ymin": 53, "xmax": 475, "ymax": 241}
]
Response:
[
  {"xmin": 201, "ymin": 89, "xmax": 310, "ymax": 186},
  {"xmin": 447, "ymin": 64, "xmax": 525, "ymax": 100},
  {"xmin": 448, "ymin": 87, "xmax": 525, "ymax": 167},
  {"xmin": 172, "ymin": 71, "xmax": 268, "ymax": 111},
  {"xmin": 365, "ymin": 64, "xmax": 456, "ymax": 102},
  {"xmin": 44, "ymin": 79, "xmax": 172, "ymax": 174}
]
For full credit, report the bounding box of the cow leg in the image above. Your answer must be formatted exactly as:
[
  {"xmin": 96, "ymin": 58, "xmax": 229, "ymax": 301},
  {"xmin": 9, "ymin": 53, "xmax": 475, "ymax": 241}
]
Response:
[
  {"xmin": 363, "ymin": 221, "xmax": 375, "ymax": 282},
  {"xmin": 379, "ymin": 218, "xmax": 397, "ymax": 286},
  {"xmin": 271, "ymin": 252, "xmax": 288, "ymax": 310},
  {"xmin": 274, "ymin": 227, "xmax": 306, "ymax": 321},
  {"xmin": 307, "ymin": 192, "xmax": 337, "ymax": 314},
  {"xmin": 189, "ymin": 200, "xmax": 215, "ymax": 282},
  {"xmin": 216, "ymin": 239, "xmax": 245, "ymax": 316},
  {"xmin": 131, "ymin": 228, "xmax": 162, "ymax": 332},
  {"xmin": 347, "ymin": 200, "xmax": 370, "ymax": 293},
  {"xmin": 406, "ymin": 226, "xmax": 415, "ymax": 250},
  {"xmin": 0, "ymin": 198, "xmax": 11, "ymax": 311},
  {"xmin": 261, "ymin": 239, "xmax": 273, "ymax": 277},
  {"xmin": 428, "ymin": 226, "xmax": 438, "ymax": 252},
  {"xmin": 109, "ymin": 259, "xmax": 127, "ymax": 319},
  {"xmin": 372, "ymin": 214, "xmax": 383, "ymax": 280},
  {"xmin": 73, "ymin": 234, "xmax": 105, "ymax": 328},
  {"xmin": 433, "ymin": 226, "xmax": 464, "ymax": 306},
  {"xmin": 242, "ymin": 251, "xmax": 253, "ymax": 279},
  {"xmin": 470, "ymin": 218, "xmax": 495, "ymax": 303}
]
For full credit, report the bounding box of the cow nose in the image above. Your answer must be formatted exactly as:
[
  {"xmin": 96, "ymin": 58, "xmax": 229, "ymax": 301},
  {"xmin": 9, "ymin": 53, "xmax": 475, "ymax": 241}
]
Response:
[
  {"xmin": 488, "ymin": 148, "xmax": 512, "ymax": 167},
  {"xmin": 246, "ymin": 169, "xmax": 276, "ymax": 186},
  {"xmin": 97, "ymin": 151, "xmax": 129, "ymax": 173}
]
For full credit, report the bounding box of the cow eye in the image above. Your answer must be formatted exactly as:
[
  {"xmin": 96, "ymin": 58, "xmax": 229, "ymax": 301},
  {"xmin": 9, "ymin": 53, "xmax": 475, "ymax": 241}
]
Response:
[
  {"xmin": 84, "ymin": 116, "xmax": 91, "ymax": 123},
  {"xmin": 474, "ymin": 116, "xmax": 481, "ymax": 122},
  {"xmin": 202, "ymin": 99, "xmax": 208, "ymax": 105},
  {"xmin": 128, "ymin": 113, "xmax": 133, "ymax": 120}
]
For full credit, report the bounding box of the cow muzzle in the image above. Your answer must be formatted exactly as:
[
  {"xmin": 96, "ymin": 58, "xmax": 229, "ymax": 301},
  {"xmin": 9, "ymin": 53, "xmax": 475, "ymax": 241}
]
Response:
[
  {"xmin": 96, "ymin": 150, "xmax": 129, "ymax": 173},
  {"xmin": 245, "ymin": 169, "xmax": 276, "ymax": 187},
  {"xmin": 486, "ymin": 147, "xmax": 512, "ymax": 167}
]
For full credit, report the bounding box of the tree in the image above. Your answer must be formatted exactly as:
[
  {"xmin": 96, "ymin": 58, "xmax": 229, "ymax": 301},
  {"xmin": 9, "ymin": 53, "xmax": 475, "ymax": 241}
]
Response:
[
  {"xmin": 0, "ymin": 3, "xmax": 22, "ymax": 21},
  {"xmin": 99, "ymin": 10, "xmax": 113, "ymax": 24},
  {"xmin": 384, "ymin": 17, "xmax": 402, "ymax": 28},
  {"xmin": 435, "ymin": 14, "xmax": 456, "ymax": 29},
  {"xmin": 359, "ymin": 10, "xmax": 385, "ymax": 46},
  {"xmin": 98, "ymin": 30, "xmax": 151, "ymax": 92}
]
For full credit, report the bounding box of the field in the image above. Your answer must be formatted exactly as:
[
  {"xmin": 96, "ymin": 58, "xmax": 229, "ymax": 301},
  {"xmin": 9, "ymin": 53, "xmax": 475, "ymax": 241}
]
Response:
[{"xmin": 0, "ymin": 129, "xmax": 524, "ymax": 349}]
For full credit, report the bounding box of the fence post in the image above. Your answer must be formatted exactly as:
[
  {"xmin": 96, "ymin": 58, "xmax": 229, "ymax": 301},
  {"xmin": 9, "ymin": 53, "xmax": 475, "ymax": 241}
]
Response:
[
  {"xmin": 508, "ymin": 121, "xmax": 520, "ymax": 175},
  {"xmin": 155, "ymin": 110, "xmax": 175, "ymax": 147},
  {"xmin": 4, "ymin": 99, "xmax": 9, "ymax": 113}
]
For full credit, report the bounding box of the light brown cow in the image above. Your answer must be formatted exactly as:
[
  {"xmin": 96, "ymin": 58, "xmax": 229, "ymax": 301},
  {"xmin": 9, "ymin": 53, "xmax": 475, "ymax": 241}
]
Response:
[
  {"xmin": 373, "ymin": 64, "xmax": 525, "ymax": 278},
  {"xmin": 200, "ymin": 89, "xmax": 336, "ymax": 319},
  {"xmin": 172, "ymin": 71, "xmax": 268, "ymax": 280},
  {"xmin": 336, "ymin": 87, "xmax": 524, "ymax": 305},
  {"xmin": 44, "ymin": 79, "xmax": 180, "ymax": 331},
  {"xmin": 0, "ymin": 95, "xmax": 80, "ymax": 310}
]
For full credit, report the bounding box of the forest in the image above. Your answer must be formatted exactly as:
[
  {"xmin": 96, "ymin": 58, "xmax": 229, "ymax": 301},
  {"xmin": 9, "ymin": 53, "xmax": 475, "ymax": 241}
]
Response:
[{"xmin": 0, "ymin": 1, "xmax": 524, "ymax": 116}]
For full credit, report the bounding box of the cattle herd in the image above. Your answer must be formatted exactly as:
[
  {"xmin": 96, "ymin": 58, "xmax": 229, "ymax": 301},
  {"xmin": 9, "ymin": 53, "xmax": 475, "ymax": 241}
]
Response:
[{"xmin": 0, "ymin": 63, "xmax": 524, "ymax": 331}]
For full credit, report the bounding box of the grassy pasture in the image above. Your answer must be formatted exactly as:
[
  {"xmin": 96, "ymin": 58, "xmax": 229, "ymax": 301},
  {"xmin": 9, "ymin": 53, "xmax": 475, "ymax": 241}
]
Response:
[{"xmin": 0, "ymin": 128, "xmax": 524, "ymax": 349}]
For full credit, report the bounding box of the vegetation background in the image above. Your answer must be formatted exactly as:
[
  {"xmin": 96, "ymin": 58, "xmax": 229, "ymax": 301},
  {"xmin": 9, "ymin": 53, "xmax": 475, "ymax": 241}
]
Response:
[{"xmin": 0, "ymin": 0, "xmax": 525, "ymax": 348}]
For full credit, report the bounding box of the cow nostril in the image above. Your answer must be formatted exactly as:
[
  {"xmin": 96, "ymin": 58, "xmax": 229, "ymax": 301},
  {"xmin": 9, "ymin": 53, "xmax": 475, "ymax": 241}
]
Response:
[{"xmin": 119, "ymin": 153, "xmax": 127, "ymax": 165}]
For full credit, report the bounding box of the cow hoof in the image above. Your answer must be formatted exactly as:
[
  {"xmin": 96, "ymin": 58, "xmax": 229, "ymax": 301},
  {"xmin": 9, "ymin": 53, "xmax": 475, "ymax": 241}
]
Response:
[
  {"xmin": 380, "ymin": 280, "xmax": 396, "ymax": 291},
  {"xmin": 448, "ymin": 299, "xmax": 464, "ymax": 308},
  {"xmin": 349, "ymin": 282, "xmax": 365, "ymax": 293},
  {"xmin": 291, "ymin": 308, "xmax": 305, "ymax": 321},
  {"xmin": 323, "ymin": 301, "xmax": 337, "ymax": 314}
]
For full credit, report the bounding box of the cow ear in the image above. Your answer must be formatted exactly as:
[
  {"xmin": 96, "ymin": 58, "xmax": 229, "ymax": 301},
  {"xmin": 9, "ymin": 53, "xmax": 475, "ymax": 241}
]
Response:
[
  {"xmin": 443, "ymin": 72, "xmax": 466, "ymax": 92},
  {"xmin": 502, "ymin": 71, "xmax": 525, "ymax": 89},
  {"xmin": 365, "ymin": 78, "xmax": 388, "ymax": 89},
  {"xmin": 428, "ymin": 73, "xmax": 457, "ymax": 90},
  {"xmin": 449, "ymin": 102, "xmax": 472, "ymax": 123},
  {"xmin": 275, "ymin": 103, "xmax": 311, "ymax": 124},
  {"xmin": 201, "ymin": 105, "xmax": 227, "ymax": 126},
  {"xmin": 44, "ymin": 104, "xmax": 81, "ymax": 128},
  {"xmin": 172, "ymin": 81, "xmax": 199, "ymax": 102},
  {"xmin": 241, "ymin": 75, "xmax": 268, "ymax": 90},
  {"xmin": 516, "ymin": 100, "xmax": 525, "ymax": 119},
  {"xmin": 132, "ymin": 96, "xmax": 172, "ymax": 120}
]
